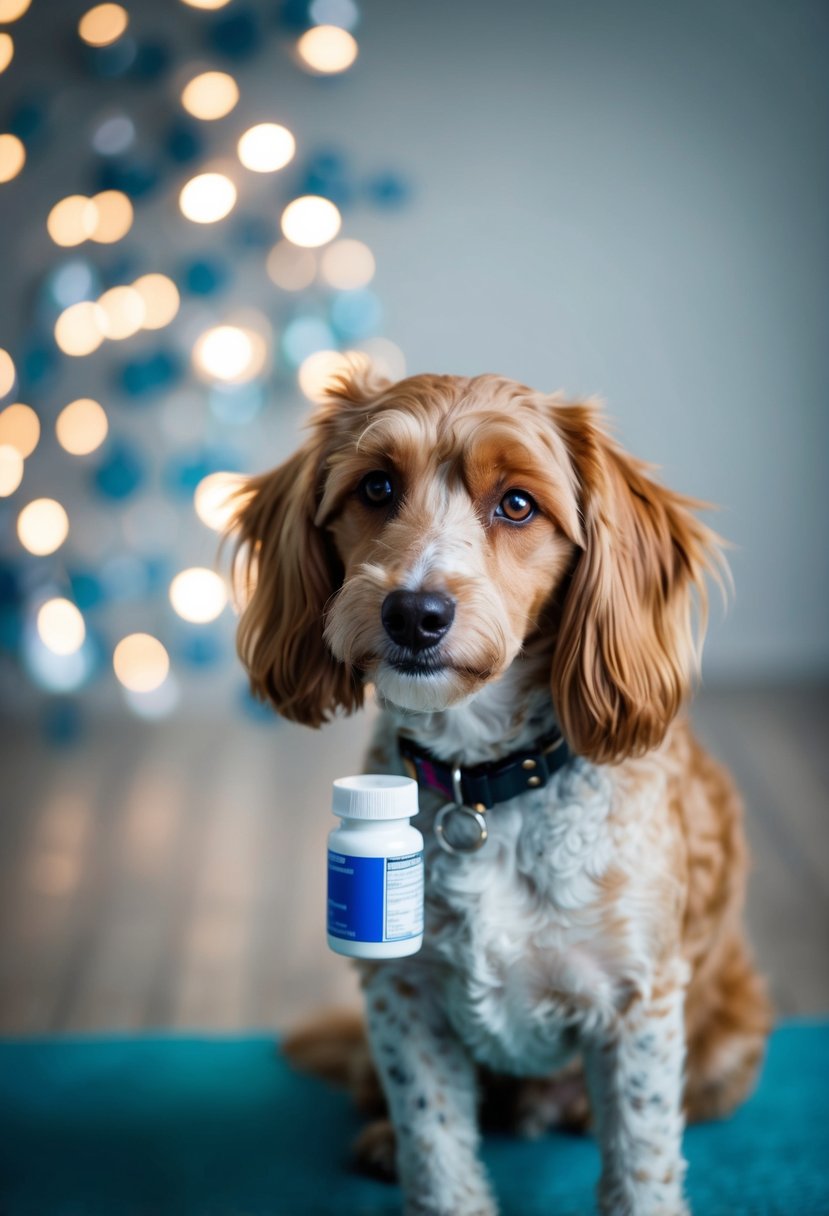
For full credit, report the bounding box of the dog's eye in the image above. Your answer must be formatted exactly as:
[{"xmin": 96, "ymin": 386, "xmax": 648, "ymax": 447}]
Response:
[
  {"xmin": 496, "ymin": 489, "xmax": 536, "ymax": 523},
  {"xmin": 358, "ymin": 471, "xmax": 394, "ymax": 508}
]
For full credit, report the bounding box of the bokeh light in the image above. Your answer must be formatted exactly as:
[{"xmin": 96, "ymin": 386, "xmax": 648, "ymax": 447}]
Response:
[
  {"xmin": 78, "ymin": 4, "xmax": 129, "ymax": 47},
  {"xmin": 180, "ymin": 0, "xmax": 232, "ymax": 8},
  {"xmin": 132, "ymin": 273, "xmax": 180, "ymax": 329},
  {"xmin": 0, "ymin": 402, "xmax": 40, "ymax": 457},
  {"xmin": 92, "ymin": 113, "xmax": 135, "ymax": 156},
  {"xmin": 320, "ymin": 238, "xmax": 375, "ymax": 289},
  {"xmin": 169, "ymin": 567, "xmax": 227, "ymax": 623},
  {"xmin": 179, "ymin": 171, "xmax": 236, "ymax": 223},
  {"xmin": 297, "ymin": 25, "xmax": 358, "ymax": 74},
  {"xmin": 194, "ymin": 470, "xmax": 244, "ymax": 531},
  {"xmin": 0, "ymin": 35, "xmax": 14, "ymax": 75},
  {"xmin": 0, "ymin": 444, "xmax": 23, "ymax": 496},
  {"xmin": 0, "ymin": 133, "xmax": 25, "ymax": 183},
  {"xmin": 47, "ymin": 195, "xmax": 98, "ymax": 247},
  {"xmin": 56, "ymin": 398, "xmax": 109, "ymax": 455},
  {"xmin": 54, "ymin": 300, "xmax": 105, "ymax": 356},
  {"xmin": 17, "ymin": 498, "xmax": 70, "ymax": 556},
  {"xmin": 266, "ymin": 240, "xmax": 316, "ymax": 291},
  {"xmin": 280, "ymin": 195, "xmax": 341, "ymax": 247},
  {"xmin": 97, "ymin": 285, "xmax": 145, "ymax": 339},
  {"xmin": 24, "ymin": 631, "xmax": 95, "ymax": 693},
  {"xmin": 298, "ymin": 348, "xmax": 369, "ymax": 403},
  {"xmin": 0, "ymin": 0, "xmax": 30, "ymax": 21},
  {"xmin": 49, "ymin": 261, "xmax": 98, "ymax": 309},
  {"xmin": 37, "ymin": 598, "xmax": 86, "ymax": 656},
  {"xmin": 0, "ymin": 348, "xmax": 15, "ymax": 398},
  {"xmin": 89, "ymin": 190, "xmax": 133, "ymax": 243},
  {"xmin": 181, "ymin": 70, "xmax": 239, "ymax": 121},
  {"xmin": 193, "ymin": 324, "xmax": 267, "ymax": 383},
  {"xmin": 282, "ymin": 316, "xmax": 336, "ymax": 367},
  {"xmin": 237, "ymin": 123, "xmax": 295, "ymax": 173},
  {"xmin": 113, "ymin": 633, "xmax": 169, "ymax": 693}
]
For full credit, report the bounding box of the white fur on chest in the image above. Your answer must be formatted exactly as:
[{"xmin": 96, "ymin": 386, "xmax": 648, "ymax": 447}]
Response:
[{"xmin": 418, "ymin": 760, "xmax": 641, "ymax": 1075}]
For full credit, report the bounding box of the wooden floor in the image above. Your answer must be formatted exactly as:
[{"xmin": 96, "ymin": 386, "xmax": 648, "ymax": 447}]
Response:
[{"xmin": 1, "ymin": 683, "xmax": 827, "ymax": 1034}]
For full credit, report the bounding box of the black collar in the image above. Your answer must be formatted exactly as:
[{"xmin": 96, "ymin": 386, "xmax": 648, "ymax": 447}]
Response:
[{"xmin": 399, "ymin": 727, "xmax": 571, "ymax": 812}]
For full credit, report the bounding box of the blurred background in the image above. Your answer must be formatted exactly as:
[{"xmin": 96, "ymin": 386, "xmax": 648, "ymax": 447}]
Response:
[{"xmin": 0, "ymin": 0, "xmax": 826, "ymax": 1035}]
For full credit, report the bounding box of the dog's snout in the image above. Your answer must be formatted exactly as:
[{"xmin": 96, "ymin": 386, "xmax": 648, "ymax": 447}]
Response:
[{"xmin": 381, "ymin": 590, "xmax": 456, "ymax": 652}]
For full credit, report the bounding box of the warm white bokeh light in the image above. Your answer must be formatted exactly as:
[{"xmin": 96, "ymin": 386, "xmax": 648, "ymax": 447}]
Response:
[
  {"xmin": 0, "ymin": 349, "xmax": 16, "ymax": 399},
  {"xmin": 97, "ymin": 285, "xmax": 145, "ymax": 339},
  {"xmin": 194, "ymin": 471, "xmax": 244, "ymax": 531},
  {"xmin": 0, "ymin": 133, "xmax": 25, "ymax": 183},
  {"xmin": 298, "ymin": 349, "xmax": 369, "ymax": 403},
  {"xmin": 78, "ymin": 3, "xmax": 128, "ymax": 46},
  {"xmin": 0, "ymin": 444, "xmax": 23, "ymax": 496},
  {"xmin": 56, "ymin": 398, "xmax": 109, "ymax": 455},
  {"xmin": 297, "ymin": 25, "xmax": 358, "ymax": 74},
  {"xmin": 89, "ymin": 190, "xmax": 133, "ymax": 243},
  {"xmin": 37, "ymin": 599, "xmax": 86, "ymax": 656},
  {"xmin": 280, "ymin": 195, "xmax": 341, "ymax": 248},
  {"xmin": 169, "ymin": 567, "xmax": 228, "ymax": 623},
  {"xmin": 237, "ymin": 123, "xmax": 295, "ymax": 173},
  {"xmin": 193, "ymin": 325, "xmax": 267, "ymax": 384},
  {"xmin": 180, "ymin": 0, "xmax": 231, "ymax": 8},
  {"xmin": 0, "ymin": 35, "xmax": 14, "ymax": 75},
  {"xmin": 181, "ymin": 70, "xmax": 239, "ymax": 121},
  {"xmin": 179, "ymin": 172, "xmax": 236, "ymax": 223},
  {"xmin": 0, "ymin": 0, "xmax": 31, "ymax": 22},
  {"xmin": 113, "ymin": 633, "xmax": 170, "ymax": 693},
  {"xmin": 0, "ymin": 402, "xmax": 39, "ymax": 457},
  {"xmin": 54, "ymin": 301, "xmax": 105, "ymax": 356},
  {"xmin": 132, "ymin": 273, "xmax": 180, "ymax": 329},
  {"xmin": 266, "ymin": 240, "xmax": 316, "ymax": 291},
  {"xmin": 17, "ymin": 498, "xmax": 69, "ymax": 556},
  {"xmin": 47, "ymin": 195, "xmax": 98, "ymax": 247},
  {"xmin": 320, "ymin": 238, "xmax": 375, "ymax": 290}
]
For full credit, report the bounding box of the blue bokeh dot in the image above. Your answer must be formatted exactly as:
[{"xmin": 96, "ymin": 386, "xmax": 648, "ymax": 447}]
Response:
[
  {"xmin": 119, "ymin": 349, "xmax": 182, "ymax": 399},
  {"xmin": 92, "ymin": 441, "xmax": 147, "ymax": 501},
  {"xmin": 180, "ymin": 257, "xmax": 231, "ymax": 297},
  {"xmin": 206, "ymin": 9, "xmax": 262, "ymax": 60}
]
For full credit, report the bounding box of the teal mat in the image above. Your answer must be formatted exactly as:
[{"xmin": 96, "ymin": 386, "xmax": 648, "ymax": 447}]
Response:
[{"xmin": 0, "ymin": 1023, "xmax": 827, "ymax": 1215}]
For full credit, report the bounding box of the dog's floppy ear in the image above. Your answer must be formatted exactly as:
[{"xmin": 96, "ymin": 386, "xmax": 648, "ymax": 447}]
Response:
[
  {"xmin": 550, "ymin": 402, "xmax": 726, "ymax": 765},
  {"xmin": 227, "ymin": 432, "xmax": 363, "ymax": 727}
]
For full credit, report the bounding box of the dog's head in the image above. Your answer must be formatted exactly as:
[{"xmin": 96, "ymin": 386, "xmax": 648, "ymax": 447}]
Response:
[{"xmin": 229, "ymin": 370, "xmax": 724, "ymax": 763}]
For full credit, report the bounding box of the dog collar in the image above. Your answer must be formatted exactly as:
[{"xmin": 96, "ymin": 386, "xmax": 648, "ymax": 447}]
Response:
[{"xmin": 399, "ymin": 728, "xmax": 571, "ymax": 854}]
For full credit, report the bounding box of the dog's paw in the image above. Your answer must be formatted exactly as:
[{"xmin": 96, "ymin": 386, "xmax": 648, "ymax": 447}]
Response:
[{"xmin": 352, "ymin": 1117, "xmax": 398, "ymax": 1182}]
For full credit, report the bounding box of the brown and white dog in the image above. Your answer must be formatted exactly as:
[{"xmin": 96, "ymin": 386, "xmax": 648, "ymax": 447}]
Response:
[{"xmin": 230, "ymin": 370, "xmax": 770, "ymax": 1216}]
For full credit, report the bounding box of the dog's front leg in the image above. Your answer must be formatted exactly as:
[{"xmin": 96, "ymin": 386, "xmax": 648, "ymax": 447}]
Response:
[
  {"xmin": 364, "ymin": 963, "xmax": 497, "ymax": 1216},
  {"xmin": 584, "ymin": 981, "xmax": 689, "ymax": 1216}
]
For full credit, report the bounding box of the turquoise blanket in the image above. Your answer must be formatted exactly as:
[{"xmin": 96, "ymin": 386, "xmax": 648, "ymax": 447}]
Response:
[{"xmin": 1, "ymin": 1022, "xmax": 827, "ymax": 1214}]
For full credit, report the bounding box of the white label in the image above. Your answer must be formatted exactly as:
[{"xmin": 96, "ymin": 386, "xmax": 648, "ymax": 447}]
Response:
[{"xmin": 384, "ymin": 852, "xmax": 424, "ymax": 941}]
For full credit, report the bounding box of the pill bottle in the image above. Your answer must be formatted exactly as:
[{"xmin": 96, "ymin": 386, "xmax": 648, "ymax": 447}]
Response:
[{"xmin": 327, "ymin": 775, "xmax": 424, "ymax": 959}]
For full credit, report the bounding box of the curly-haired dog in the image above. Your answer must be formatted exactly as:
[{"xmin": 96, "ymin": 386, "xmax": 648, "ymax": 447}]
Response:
[{"xmin": 230, "ymin": 371, "xmax": 770, "ymax": 1216}]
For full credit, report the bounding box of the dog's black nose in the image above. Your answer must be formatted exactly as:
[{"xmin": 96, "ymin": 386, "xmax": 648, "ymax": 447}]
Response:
[{"xmin": 381, "ymin": 590, "xmax": 456, "ymax": 652}]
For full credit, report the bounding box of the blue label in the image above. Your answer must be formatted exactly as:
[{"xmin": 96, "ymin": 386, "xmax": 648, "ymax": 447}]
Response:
[{"xmin": 327, "ymin": 851, "xmax": 385, "ymax": 942}]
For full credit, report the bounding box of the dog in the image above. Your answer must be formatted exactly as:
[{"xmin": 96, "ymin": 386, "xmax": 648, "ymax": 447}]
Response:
[{"xmin": 229, "ymin": 369, "xmax": 771, "ymax": 1216}]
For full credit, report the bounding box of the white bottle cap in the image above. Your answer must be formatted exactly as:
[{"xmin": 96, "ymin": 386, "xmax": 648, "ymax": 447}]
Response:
[{"xmin": 332, "ymin": 774, "xmax": 419, "ymax": 821}]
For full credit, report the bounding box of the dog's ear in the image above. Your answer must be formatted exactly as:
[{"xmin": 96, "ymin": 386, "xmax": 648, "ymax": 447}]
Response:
[
  {"xmin": 227, "ymin": 433, "xmax": 363, "ymax": 727},
  {"xmin": 549, "ymin": 402, "xmax": 726, "ymax": 765}
]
